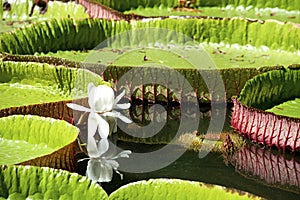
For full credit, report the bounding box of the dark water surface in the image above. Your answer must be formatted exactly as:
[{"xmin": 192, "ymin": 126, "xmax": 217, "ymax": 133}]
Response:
[
  {"xmin": 77, "ymin": 142, "xmax": 300, "ymax": 199},
  {"xmin": 76, "ymin": 104, "xmax": 300, "ymax": 199}
]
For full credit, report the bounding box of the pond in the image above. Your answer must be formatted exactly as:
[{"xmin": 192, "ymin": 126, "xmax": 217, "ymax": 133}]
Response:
[
  {"xmin": 76, "ymin": 104, "xmax": 300, "ymax": 200},
  {"xmin": 1, "ymin": 0, "xmax": 300, "ymax": 198}
]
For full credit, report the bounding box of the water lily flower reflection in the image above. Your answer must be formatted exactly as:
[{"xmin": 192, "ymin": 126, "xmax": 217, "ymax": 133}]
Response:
[
  {"xmin": 79, "ymin": 138, "xmax": 132, "ymax": 182},
  {"xmin": 67, "ymin": 83, "xmax": 132, "ymax": 139}
]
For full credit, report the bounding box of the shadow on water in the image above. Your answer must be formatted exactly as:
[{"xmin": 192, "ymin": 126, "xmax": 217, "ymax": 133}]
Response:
[{"xmin": 77, "ymin": 103, "xmax": 300, "ymax": 199}]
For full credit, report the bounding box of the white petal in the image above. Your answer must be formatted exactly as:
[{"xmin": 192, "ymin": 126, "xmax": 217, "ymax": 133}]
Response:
[
  {"xmin": 111, "ymin": 150, "xmax": 132, "ymax": 159},
  {"xmin": 103, "ymin": 111, "xmax": 132, "ymax": 124},
  {"xmin": 114, "ymin": 170, "xmax": 124, "ymax": 180},
  {"xmin": 106, "ymin": 159, "xmax": 119, "ymax": 170},
  {"xmin": 98, "ymin": 162, "xmax": 113, "ymax": 182},
  {"xmin": 66, "ymin": 103, "xmax": 90, "ymax": 112},
  {"xmin": 116, "ymin": 113, "xmax": 132, "ymax": 123},
  {"xmin": 86, "ymin": 159, "xmax": 101, "ymax": 182},
  {"xmin": 93, "ymin": 85, "xmax": 114, "ymax": 113},
  {"xmin": 98, "ymin": 138, "xmax": 109, "ymax": 157},
  {"xmin": 114, "ymin": 90, "xmax": 125, "ymax": 105},
  {"xmin": 77, "ymin": 158, "xmax": 90, "ymax": 162},
  {"xmin": 118, "ymin": 150, "xmax": 132, "ymax": 158},
  {"xmin": 115, "ymin": 170, "xmax": 123, "ymax": 180},
  {"xmin": 88, "ymin": 113, "xmax": 98, "ymax": 139},
  {"xmin": 94, "ymin": 113, "xmax": 110, "ymax": 139},
  {"xmin": 88, "ymin": 82, "xmax": 95, "ymax": 95},
  {"xmin": 114, "ymin": 103, "xmax": 131, "ymax": 110},
  {"xmin": 86, "ymin": 137, "xmax": 100, "ymax": 158},
  {"xmin": 88, "ymin": 83, "xmax": 96, "ymax": 110}
]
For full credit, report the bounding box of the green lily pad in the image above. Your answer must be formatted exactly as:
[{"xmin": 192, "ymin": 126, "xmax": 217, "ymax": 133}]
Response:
[
  {"xmin": 238, "ymin": 67, "xmax": 300, "ymax": 110},
  {"xmin": 124, "ymin": 7, "xmax": 300, "ymax": 23},
  {"xmin": 0, "ymin": 1, "xmax": 89, "ymax": 33},
  {"xmin": 0, "ymin": 115, "xmax": 78, "ymax": 169},
  {"xmin": 0, "ymin": 165, "xmax": 108, "ymax": 199},
  {"xmin": 1, "ymin": 17, "xmax": 299, "ymax": 55},
  {"xmin": 109, "ymin": 179, "xmax": 262, "ymax": 200},
  {"xmin": 232, "ymin": 65, "xmax": 300, "ymax": 151},
  {"xmin": 266, "ymin": 98, "xmax": 300, "ymax": 118},
  {"xmin": 0, "ymin": 61, "xmax": 105, "ymax": 110},
  {"xmin": 37, "ymin": 44, "xmax": 300, "ymax": 69},
  {"xmin": 97, "ymin": 0, "xmax": 300, "ymax": 12}
]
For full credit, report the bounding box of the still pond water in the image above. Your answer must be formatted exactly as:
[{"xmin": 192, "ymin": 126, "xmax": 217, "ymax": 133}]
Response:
[{"xmin": 77, "ymin": 104, "xmax": 300, "ymax": 199}]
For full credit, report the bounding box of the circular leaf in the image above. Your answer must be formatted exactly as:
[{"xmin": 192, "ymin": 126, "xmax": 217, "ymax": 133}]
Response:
[{"xmin": 0, "ymin": 115, "xmax": 79, "ymax": 171}]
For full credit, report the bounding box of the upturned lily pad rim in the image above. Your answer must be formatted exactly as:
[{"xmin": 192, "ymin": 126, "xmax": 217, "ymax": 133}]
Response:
[
  {"xmin": 0, "ymin": 60, "xmax": 107, "ymax": 110},
  {"xmin": 232, "ymin": 97, "xmax": 300, "ymax": 121},
  {"xmin": 231, "ymin": 97, "xmax": 300, "ymax": 152},
  {"xmin": 0, "ymin": 165, "xmax": 109, "ymax": 199},
  {"xmin": 90, "ymin": 0, "xmax": 300, "ymax": 12},
  {"xmin": 238, "ymin": 65, "xmax": 300, "ymax": 115},
  {"xmin": 0, "ymin": 114, "xmax": 79, "ymax": 165},
  {"xmin": 109, "ymin": 178, "xmax": 262, "ymax": 199}
]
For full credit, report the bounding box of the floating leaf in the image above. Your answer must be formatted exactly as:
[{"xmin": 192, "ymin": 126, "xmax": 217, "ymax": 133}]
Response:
[
  {"xmin": 0, "ymin": 60, "xmax": 106, "ymax": 111},
  {"xmin": 266, "ymin": 98, "xmax": 300, "ymax": 118},
  {"xmin": 0, "ymin": 165, "xmax": 108, "ymax": 199},
  {"xmin": 0, "ymin": 18, "xmax": 299, "ymax": 54},
  {"xmin": 0, "ymin": 115, "xmax": 79, "ymax": 171},
  {"xmin": 238, "ymin": 67, "xmax": 300, "ymax": 110},
  {"xmin": 109, "ymin": 178, "xmax": 262, "ymax": 200},
  {"xmin": 232, "ymin": 66, "xmax": 300, "ymax": 151}
]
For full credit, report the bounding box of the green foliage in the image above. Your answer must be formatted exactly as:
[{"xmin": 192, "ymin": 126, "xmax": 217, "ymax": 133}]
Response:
[
  {"xmin": 0, "ymin": 18, "xmax": 299, "ymax": 55},
  {"xmin": 93, "ymin": 0, "xmax": 300, "ymax": 11},
  {"xmin": 0, "ymin": 61, "xmax": 105, "ymax": 109},
  {"xmin": 0, "ymin": 0, "xmax": 3, "ymax": 19},
  {"xmin": 1, "ymin": 1, "xmax": 88, "ymax": 22},
  {"xmin": 125, "ymin": 7, "xmax": 300, "ymax": 23},
  {"xmin": 0, "ymin": 115, "xmax": 79, "ymax": 165},
  {"xmin": 238, "ymin": 65, "xmax": 300, "ymax": 110},
  {"xmin": 109, "ymin": 179, "xmax": 261, "ymax": 199},
  {"xmin": 266, "ymin": 98, "xmax": 300, "ymax": 118},
  {"xmin": 94, "ymin": 0, "xmax": 178, "ymax": 12},
  {"xmin": 0, "ymin": 165, "xmax": 108, "ymax": 199}
]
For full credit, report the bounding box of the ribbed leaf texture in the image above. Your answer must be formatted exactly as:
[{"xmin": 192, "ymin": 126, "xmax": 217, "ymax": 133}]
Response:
[
  {"xmin": 232, "ymin": 65, "xmax": 300, "ymax": 152},
  {"xmin": 109, "ymin": 178, "xmax": 262, "ymax": 200},
  {"xmin": 0, "ymin": 115, "xmax": 79, "ymax": 171},
  {"xmin": 230, "ymin": 145, "xmax": 300, "ymax": 192},
  {"xmin": 0, "ymin": 165, "xmax": 108, "ymax": 199}
]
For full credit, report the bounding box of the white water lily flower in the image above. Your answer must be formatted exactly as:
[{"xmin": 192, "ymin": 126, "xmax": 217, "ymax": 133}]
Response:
[
  {"xmin": 67, "ymin": 83, "xmax": 131, "ymax": 139},
  {"xmin": 79, "ymin": 137, "xmax": 132, "ymax": 183}
]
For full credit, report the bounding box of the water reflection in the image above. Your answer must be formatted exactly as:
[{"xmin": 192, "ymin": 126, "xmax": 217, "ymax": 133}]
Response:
[
  {"xmin": 77, "ymin": 142, "xmax": 300, "ymax": 199},
  {"xmin": 77, "ymin": 103, "xmax": 300, "ymax": 199},
  {"xmin": 116, "ymin": 103, "xmax": 231, "ymax": 144},
  {"xmin": 228, "ymin": 144, "xmax": 300, "ymax": 194}
]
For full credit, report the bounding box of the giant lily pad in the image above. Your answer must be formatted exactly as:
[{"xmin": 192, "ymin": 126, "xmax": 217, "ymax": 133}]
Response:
[
  {"xmin": 0, "ymin": 61, "xmax": 105, "ymax": 110},
  {"xmin": 0, "ymin": 165, "xmax": 108, "ymax": 199},
  {"xmin": 0, "ymin": 17, "xmax": 298, "ymax": 103},
  {"xmin": 266, "ymin": 98, "xmax": 300, "ymax": 118},
  {"xmin": 1, "ymin": 18, "xmax": 299, "ymax": 56},
  {"xmin": 0, "ymin": 54, "xmax": 281, "ymax": 103},
  {"xmin": 109, "ymin": 178, "xmax": 262, "ymax": 199},
  {"xmin": 0, "ymin": 115, "xmax": 79, "ymax": 171},
  {"xmin": 231, "ymin": 65, "xmax": 300, "ymax": 151},
  {"xmin": 35, "ymin": 45, "xmax": 300, "ymax": 69},
  {"xmin": 0, "ymin": 1, "xmax": 89, "ymax": 33},
  {"xmin": 95, "ymin": 0, "xmax": 300, "ymax": 12}
]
